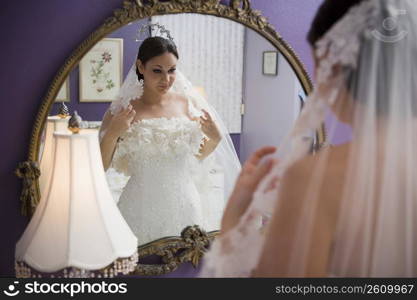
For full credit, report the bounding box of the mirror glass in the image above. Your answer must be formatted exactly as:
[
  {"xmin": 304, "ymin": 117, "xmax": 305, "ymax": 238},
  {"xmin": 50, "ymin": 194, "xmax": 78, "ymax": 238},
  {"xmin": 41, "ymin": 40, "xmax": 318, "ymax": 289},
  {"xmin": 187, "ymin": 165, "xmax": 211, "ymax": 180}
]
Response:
[{"xmin": 40, "ymin": 13, "xmax": 306, "ymax": 247}]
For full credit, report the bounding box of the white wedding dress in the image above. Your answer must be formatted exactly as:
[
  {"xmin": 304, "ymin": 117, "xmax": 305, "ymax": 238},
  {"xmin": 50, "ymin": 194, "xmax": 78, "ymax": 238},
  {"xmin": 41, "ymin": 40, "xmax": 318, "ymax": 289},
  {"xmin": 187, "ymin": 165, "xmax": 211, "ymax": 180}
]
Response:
[
  {"xmin": 112, "ymin": 115, "xmax": 208, "ymax": 246},
  {"xmin": 101, "ymin": 67, "xmax": 240, "ymax": 247}
]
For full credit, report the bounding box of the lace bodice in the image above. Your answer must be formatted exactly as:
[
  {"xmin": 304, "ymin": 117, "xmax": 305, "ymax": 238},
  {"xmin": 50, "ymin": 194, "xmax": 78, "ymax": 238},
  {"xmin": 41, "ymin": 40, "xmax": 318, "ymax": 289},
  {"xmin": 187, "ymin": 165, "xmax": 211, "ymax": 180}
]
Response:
[
  {"xmin": 112, "ymin": 116, "xmax": 207, "ymax": 245},
  {"xmin": 112, "ymin": 117, "xmax": 204, "ymax": 176}
]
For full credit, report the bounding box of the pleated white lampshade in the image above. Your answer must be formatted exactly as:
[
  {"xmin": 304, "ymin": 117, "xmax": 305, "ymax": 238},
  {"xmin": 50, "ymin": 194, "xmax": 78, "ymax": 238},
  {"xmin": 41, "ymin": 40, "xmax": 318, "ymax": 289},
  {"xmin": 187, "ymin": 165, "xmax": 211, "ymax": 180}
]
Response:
[
  {"xmin": 16, "ymin": 132, "xmax": 138, "ymax": 278},
  {"xmin": 39, "ymin": 116, "xmax": 70, "ymax": 198}
]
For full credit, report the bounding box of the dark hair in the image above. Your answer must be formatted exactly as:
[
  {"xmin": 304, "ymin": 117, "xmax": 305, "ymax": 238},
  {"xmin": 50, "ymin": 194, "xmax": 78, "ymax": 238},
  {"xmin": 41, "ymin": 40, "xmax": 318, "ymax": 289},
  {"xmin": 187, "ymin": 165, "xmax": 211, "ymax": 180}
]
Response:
[
  {"xmin": 136, "ymin": 36, "xmax": 179, "ymax": 81},
  {"xmin": 307, "ymin": 0, "xmax": 365, "ymax": 46},
  {"xmin": 309, "ymin": 0, "xmax": 417, "ymax": 117}
]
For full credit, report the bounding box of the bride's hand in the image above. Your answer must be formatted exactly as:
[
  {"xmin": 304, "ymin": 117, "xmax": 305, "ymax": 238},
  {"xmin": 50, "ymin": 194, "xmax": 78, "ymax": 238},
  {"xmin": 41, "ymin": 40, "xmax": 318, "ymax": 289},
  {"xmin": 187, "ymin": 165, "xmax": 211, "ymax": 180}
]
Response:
[
  {"xmin": 200, "ymin": 109, "xmax": 221, "ymax": 142},
  {"xmin": 221, "ymin": 146, "xmax": 277, "ymax": 234},
  {"xmin": 109, "ymin": 105, "xmax": 136, "ymax": 138}
]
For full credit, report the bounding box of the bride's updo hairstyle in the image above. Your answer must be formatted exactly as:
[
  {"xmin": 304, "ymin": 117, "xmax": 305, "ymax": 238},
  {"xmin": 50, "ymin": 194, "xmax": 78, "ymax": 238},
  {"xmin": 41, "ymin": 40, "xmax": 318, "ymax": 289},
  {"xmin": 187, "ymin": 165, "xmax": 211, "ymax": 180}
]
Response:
[
  {"xmin": 307, "ymin": 0, "xmax": 365, "ymax": 46},
  {"xmin": 308, "ymin": 0, "xmax": 412, "ymax": 116},
  {"xmin": 135, "ymin": 36, "xmax": 179, "ymax": 81}
]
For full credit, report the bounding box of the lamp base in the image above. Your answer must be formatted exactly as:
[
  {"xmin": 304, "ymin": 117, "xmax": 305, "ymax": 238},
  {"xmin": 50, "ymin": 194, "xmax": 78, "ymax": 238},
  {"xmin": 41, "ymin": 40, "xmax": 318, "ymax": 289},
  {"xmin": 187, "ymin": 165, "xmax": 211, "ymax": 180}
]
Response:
[{"xmin": 15, "ymin": 251, "xmax": 138, "ymax": 278}]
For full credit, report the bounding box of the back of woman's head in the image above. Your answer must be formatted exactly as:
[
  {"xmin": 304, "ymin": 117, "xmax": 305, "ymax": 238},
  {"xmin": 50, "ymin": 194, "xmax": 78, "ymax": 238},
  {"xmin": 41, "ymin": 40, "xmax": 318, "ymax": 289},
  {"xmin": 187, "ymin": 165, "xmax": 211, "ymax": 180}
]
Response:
[
  {"xmin": 309, "ymin": 0, "xmax": 417, "ymax": 117},
  {"xmin": 308, "ymin": 0, "xmax": 365, "ymax": 46},
  {"xmin": 136, "ymin": 36, "xmax": 179, "ymax": 81}
]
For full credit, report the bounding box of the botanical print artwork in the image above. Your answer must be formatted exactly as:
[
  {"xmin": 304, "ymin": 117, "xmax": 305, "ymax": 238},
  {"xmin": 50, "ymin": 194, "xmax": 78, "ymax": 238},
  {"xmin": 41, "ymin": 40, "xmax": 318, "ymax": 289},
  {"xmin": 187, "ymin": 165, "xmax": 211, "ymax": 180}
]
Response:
[
  {"xmin": 90, "ymin": 51, "xmax": 115, "ymax": 94},
  {"xmin": 80, "ymin": 38, "xmax": 123, "ymax": 102}
]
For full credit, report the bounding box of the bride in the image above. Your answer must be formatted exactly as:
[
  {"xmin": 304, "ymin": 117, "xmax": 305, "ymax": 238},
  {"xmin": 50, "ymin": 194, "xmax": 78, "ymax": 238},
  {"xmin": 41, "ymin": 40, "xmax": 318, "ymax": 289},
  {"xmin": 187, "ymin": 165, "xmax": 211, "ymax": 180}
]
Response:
[
  {"xmin": 201, "ymin": 0, "xmax": 417, "ymax": 277},
  {"xmin": 99, "ymin": 31, "xmax": 240, "ymax": 245}
]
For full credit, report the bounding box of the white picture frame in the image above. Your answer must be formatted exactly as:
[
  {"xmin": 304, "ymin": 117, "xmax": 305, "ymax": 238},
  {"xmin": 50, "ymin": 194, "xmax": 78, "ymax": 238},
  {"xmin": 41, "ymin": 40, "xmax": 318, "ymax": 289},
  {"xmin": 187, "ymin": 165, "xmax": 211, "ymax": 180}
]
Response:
[
  {"xmin": 262, "ymin": 51, "xmax": 278, "ymax": 76},
  {"xmin": 79, "ymin": 38, "xmax": 123, "ymax": 102}
]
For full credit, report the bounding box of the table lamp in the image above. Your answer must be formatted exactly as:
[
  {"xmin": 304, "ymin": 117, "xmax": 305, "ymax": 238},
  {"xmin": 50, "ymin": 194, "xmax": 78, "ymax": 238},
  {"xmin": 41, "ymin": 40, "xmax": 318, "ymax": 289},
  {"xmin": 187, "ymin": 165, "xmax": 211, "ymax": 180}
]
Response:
[{"xmin": 15, "ymin": 112, "xmax": 138, "ymax": 278}]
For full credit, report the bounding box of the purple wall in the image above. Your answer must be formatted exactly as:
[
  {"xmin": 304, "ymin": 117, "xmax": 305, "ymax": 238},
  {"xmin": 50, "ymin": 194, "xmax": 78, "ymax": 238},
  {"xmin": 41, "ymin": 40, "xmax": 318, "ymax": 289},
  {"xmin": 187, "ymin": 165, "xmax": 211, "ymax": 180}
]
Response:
[{"xmin": 0, "ymin": 0, "xmax": 324, "ymax": 276}]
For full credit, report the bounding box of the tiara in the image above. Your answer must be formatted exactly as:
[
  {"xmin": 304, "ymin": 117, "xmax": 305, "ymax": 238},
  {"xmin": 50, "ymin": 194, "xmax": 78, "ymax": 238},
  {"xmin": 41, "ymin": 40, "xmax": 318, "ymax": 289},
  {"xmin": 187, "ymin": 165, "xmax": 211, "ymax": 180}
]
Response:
[{"xmin": 135, "ymin": 22, "xmax": 174, "ymax": 43}]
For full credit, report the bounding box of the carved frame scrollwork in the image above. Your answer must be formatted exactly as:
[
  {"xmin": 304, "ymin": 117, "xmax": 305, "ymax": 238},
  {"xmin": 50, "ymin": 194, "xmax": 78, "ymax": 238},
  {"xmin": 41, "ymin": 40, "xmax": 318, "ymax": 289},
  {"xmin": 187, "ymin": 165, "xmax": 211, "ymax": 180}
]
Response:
[
  {"xmin": 136, "ymin": 225, "xmax": 216, "ymax": 275},
  {"xmin": 16, "ymin": 0, "xmax": 325, "ymax": 276}
]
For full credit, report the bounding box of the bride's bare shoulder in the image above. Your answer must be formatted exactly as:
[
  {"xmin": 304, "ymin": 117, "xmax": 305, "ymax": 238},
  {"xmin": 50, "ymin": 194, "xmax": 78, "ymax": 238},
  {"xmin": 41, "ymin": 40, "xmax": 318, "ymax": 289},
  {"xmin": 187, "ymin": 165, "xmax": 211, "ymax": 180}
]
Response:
[
  {"xmin": 169, "ymin": 92, "xmax": 188, "ymax": 103},
  {"xmin": 167, "ymin": 92, "xmax": 190, "ymax": 114},
  {"xmin": 283, "ymin": 144, "xmax": 350, "ymax": 186}
]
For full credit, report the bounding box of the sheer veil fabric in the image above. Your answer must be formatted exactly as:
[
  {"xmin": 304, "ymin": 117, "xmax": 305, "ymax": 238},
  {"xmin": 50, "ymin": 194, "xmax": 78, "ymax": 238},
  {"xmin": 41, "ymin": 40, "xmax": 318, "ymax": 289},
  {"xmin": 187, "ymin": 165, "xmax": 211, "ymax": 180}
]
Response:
[{"xmin": 200, "ymin": 0, "xmax": 417, "ymax": 277}]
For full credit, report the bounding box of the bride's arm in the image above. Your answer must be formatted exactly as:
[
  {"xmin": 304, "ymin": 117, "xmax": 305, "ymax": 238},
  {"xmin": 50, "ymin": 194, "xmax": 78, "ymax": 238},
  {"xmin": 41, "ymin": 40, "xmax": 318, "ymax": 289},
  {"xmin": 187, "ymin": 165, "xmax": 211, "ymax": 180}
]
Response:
[
  {"xmin": 99, "ymin": 106, "xmax": 136, "ymax": 170},
  {"xmin": 220, "ymin": 147, "xmax": 276, "ymax": 234},
  {"xmin": 196, "ymin": 109, "xmax": 221, "ymax": 160},
  {"xmin": 252, "ymin": 158, "xmax": 336, "ymax": 277},
  {"xmin": 99, "ymin": 111, "xmax": 119, "ymax": 171},
  {"xmin": 197, "ymin": 136, "xmax": 221, "ymax": 160},
  {"xmin": 252, "ymin": 164, "xmax": 309, "ymax": 277}
]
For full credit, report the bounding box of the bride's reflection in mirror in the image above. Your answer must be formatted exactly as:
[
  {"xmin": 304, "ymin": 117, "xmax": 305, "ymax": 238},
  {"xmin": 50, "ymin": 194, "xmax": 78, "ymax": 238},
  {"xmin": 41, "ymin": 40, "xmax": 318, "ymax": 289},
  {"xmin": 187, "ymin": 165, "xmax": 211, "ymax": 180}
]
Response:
[
  {"xmin": 99, "ymin": 31, "xmax": 241, "ymax": 245},
  {"xmin": 45, "ymin": 13, "xmax": 310, "ymax": 252}
]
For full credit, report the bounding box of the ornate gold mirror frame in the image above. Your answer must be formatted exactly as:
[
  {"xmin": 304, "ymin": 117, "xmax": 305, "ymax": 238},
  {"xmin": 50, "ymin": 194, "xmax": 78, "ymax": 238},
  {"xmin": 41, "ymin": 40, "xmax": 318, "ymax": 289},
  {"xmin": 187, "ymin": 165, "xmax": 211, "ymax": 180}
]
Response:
[{"xmin": 16, "ymin": 0, "xmax": 325, "ymax": 276}]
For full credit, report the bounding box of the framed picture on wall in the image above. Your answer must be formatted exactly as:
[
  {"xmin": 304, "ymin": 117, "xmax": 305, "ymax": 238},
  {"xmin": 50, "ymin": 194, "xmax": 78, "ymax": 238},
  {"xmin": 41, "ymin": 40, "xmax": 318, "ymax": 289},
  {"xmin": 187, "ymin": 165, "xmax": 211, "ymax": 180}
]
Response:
[
  {"xmin": 79, "ymin": 38, "xmax": 123, "ymax": 102},
  {"xmin": 262, "ymin": 51, "xmax": 278, "ymax": 76},
  {"xmin": 55, "ymin": 77, "xmax": 70, "ymax": 102}
]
